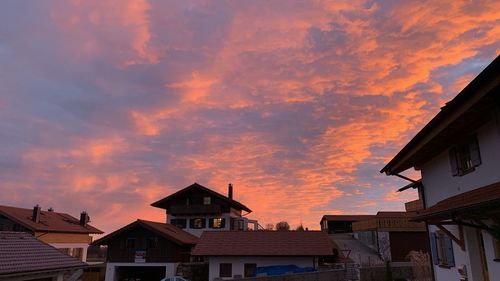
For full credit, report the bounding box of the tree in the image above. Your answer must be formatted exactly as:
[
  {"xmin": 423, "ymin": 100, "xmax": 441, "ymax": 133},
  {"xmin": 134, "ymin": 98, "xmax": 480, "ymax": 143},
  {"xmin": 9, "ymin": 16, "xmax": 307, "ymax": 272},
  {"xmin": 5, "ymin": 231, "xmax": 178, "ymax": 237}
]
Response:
[
  {"xmin": 265, "ymin": 223, "xmax": 274, "ymax": 231},
  {"xmin": 295, "ymin": 224, "xmax": 305, "ymax": 231},
  {"xmin": 275, "ymin": 221, "xmax": 290, "ymax": 231}
]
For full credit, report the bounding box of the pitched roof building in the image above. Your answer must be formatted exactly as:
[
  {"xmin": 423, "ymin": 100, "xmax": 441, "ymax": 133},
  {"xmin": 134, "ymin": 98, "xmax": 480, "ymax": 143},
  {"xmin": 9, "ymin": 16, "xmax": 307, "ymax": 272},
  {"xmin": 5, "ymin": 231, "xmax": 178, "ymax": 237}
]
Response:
[{"xmin": 0, "ymin": 231, "xmax": 86, "ymax": 280}]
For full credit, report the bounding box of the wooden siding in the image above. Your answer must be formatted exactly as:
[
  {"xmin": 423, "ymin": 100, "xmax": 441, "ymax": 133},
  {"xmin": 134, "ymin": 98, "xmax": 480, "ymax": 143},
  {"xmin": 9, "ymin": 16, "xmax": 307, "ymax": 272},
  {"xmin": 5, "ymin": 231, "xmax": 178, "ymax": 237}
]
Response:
[
  {"xmin": 405, "ymin": 199, "xmax": 424, "ymax": 212},
  {"xmin": 106, "ymin": 225, "xmax": 192, "ymax": 263},
  {"xmin": 352, "ymin": 217, "xmax": 426, "ymax": 232},
  {"xmin": 389, "ymin": 232, "xmax": 430, "ymax": 262},
  {"xmin": 35, "ymin": 232, "xmax": 92, "ymax": 244}
]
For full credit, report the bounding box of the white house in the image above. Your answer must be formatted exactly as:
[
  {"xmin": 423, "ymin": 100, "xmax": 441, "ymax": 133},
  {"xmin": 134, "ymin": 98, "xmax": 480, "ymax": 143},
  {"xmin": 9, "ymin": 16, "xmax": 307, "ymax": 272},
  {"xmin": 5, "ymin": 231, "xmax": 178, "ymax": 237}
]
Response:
[
  {"xmin": 381, "ymin": 55, "xmax": 500, "ymax": 281},
  {"xmin": 191, "ymin": 230, "xmax": 333, "ymax": 280}
]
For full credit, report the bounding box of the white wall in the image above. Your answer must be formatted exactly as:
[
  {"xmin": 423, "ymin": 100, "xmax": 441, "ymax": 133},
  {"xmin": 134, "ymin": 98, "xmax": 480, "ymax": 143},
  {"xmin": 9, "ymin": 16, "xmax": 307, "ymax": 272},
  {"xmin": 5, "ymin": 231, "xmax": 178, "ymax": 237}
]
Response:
[
  {"xmin": 421, "ymin": 117, "xmax": 500, "ymax": 206},
  {"xmin": 105, "ymin": 262, "xmax": 177, "ymax": 281},
  {"xmin": 207, "ymin": 256, "xmax": 315, "ymax": 281}
]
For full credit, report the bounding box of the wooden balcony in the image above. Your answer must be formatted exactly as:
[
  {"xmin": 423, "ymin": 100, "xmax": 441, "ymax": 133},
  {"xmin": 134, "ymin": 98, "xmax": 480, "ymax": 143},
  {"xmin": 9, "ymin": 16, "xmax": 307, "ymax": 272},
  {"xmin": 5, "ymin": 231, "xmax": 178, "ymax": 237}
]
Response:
[
  {"xmin": 169, "ymin": 204, "xmax": 221, "ymax": 215},
  {"xmin": 405, "ymin": 199, "xmax": 424, "ymax": 212},
  {"xmin": 352, "ymin": 217, "xmax": 426, "ymax": 232}
]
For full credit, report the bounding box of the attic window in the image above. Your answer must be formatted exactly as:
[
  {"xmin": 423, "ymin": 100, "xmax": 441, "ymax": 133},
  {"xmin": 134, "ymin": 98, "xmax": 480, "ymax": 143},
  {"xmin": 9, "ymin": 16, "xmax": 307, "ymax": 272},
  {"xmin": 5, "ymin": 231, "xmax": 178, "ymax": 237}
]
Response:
[
  {"xmin": 449, "ymin": 136, "xmax": 481, "ymax": 176},
  {"xmin": 203, "ymin": 196, "xmax": 211, "ymax": 205}
]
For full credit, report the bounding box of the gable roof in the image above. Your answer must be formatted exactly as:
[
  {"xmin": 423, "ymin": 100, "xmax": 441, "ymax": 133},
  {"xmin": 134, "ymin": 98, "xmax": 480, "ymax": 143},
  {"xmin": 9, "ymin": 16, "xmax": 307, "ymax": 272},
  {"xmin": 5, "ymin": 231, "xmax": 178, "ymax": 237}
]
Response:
[
  {"xmin": 0, "ymin": 231, "xmax": 86, "ymax": 277},
  {"xmin": 92, "ymin": 219, "xmax": 198, "ymax": 246},
  {"xmin": 381, "ymin": 55, "xmax": 500, "ymax": 175},
  {"xmin": 192, "ymin": 231, "xmax": 333, "ymax": 256},
  {"xmin": 0, "ymin": 205, "xmax": 103, "ymax": 234},
  {"xmin": 151, "ymin": 182, "xmax": 252, "ymax": 213},
  {"xmin": 320, "ymin": 215, "xmax": 374, "ymax": 224}
]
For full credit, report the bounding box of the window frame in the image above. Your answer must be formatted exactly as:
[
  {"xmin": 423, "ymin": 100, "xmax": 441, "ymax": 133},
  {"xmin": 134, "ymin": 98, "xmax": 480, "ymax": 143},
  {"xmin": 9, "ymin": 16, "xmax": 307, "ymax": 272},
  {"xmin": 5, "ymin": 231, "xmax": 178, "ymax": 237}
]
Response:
[
  {"xmin": 209, "ymin": 217, "xmax": 225, "ymax": 229},
  {"xmin": 449, "ymin": 135, "xmax": 481, "ymax": 177},
  {"xmin": 219, "ymin": 263, "xmax": 232, "ymax": 277},
  {"xmin": 244, "ymin": 263, "xmax": 257, "ymax": 277},
  {"xmin": 431, "ymin": 232, "xmax": 455, "ymax": 268},
  {"xmin": 190, "ymin": 218, "xmax": 206, "ymax": 229},
  {"xmin": 203, "ymin": 196, "xmax": 211, "ymax": 205},
  {"xmin": 171, "ymin": 218, "xmax": 187, "ymax": 229}
]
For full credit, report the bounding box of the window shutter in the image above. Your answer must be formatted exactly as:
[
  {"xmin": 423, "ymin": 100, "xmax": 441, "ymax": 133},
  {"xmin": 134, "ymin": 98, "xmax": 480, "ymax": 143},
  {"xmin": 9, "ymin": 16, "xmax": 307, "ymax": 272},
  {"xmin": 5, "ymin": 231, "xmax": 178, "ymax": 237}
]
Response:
[
  {"xmin": 221, "ymin": 218, "xmax": 226, "ymax": 228},
  {"xmin": 469, "ymin": 137, "xmax": 481, "ymax": 167},
  {"xmin": 449, "ymin": 148, "xmax": 459, "ymax": 176},
  {"xmin": 444, "ymin": 236, "xmax": 455, "ymax": 267},
  {"xmin": 430, "ymin": 232, "xmax": 439, "ymax": 265}
]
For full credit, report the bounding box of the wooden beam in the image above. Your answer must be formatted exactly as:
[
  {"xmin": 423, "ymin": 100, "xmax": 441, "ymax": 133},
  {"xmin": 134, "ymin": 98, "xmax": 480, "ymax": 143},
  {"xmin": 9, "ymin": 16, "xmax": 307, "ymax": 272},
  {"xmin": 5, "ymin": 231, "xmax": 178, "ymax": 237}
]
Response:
[{"xmin": 436, "ymin": 223, "xmax": 466, "ymax": 251}]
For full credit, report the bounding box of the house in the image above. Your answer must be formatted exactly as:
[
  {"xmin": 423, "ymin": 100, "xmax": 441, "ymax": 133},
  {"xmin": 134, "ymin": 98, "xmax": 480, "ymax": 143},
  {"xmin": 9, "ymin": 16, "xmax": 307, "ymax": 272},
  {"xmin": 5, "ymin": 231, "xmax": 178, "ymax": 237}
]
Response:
[
  {"xmin": 381, "ymin": 55, "xmax": 500, "ymax": 280},
  {"xmin": 191, "ymin": 231, "xmax": 333, "ymax": 280},
  {"xmin": 320, "ymin": 215, "xmax": 374, "ymax": 234},
  {"xmin": 0, "ymin": 204, "xmax": 103, "ymax": 262},
  {"xmin": 0, "ymin": 231, "xmax": 86, "ymax": 281},
  {"xmin": 151, "ymin": 183, "xmax": 259, "ymax": 237},
  {"xmin": 352, "ymin": 211, "xmax": 429, "ymax": 262},
  {"xmin": 92, "ymin": 219, "xmax": 198, "ymax": 281}
]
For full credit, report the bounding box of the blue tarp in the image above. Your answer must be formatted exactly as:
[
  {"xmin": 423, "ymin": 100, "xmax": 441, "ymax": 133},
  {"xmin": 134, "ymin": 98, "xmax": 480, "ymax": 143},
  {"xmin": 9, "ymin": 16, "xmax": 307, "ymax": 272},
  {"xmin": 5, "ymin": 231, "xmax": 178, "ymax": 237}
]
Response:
[{"xmin": 255, "ymin": 265, "xmax": 315, "ymax": 276}]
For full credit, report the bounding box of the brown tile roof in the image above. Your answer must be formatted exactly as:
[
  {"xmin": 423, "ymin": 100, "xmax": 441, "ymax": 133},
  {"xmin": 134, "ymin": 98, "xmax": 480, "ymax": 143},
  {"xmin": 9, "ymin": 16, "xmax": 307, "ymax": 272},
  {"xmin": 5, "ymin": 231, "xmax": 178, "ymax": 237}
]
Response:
[
  {"xmin": 192, "ymin": 231, "xmax": 333, "ymax": 256},
  {"xmin": 320, "ymin": 215, "xmax": 374, "ymax": 223},
  {"xmin": 0, "ymin": 205, "xmax": 103, "ymax": 234},
  {"xmin": 0, "ymin": 231, "xmax": 86, "ymax": 277},
  {"xmin": 414, "ymin": 181, "xmax": 500, "ymax": 221},
  {"xmin": 151, "ymin": 182, "xmax": 252, "ymax": 213},
  {"xmin": 93, "ymin": 219, "xmax": 198, "ymax": 246}
]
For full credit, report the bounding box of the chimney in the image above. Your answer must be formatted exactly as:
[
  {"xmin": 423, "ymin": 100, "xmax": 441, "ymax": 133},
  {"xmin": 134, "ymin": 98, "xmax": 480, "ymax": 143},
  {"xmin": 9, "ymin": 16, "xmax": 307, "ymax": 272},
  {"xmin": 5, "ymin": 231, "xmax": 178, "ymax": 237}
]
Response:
[
  {"xmin": 228, "ymin": 183, "xmax": 233, "ymax": 199},
  {"xmin": 32, "ymin": 205, "xmax": 41, "ymax": 223},
  {"xmin": 48, "ymin": 207, "xmax": 54, "ymax": 212},
  {"xmin": 80, "ymin": 211, "xmax": 89, "ymax": 226}
]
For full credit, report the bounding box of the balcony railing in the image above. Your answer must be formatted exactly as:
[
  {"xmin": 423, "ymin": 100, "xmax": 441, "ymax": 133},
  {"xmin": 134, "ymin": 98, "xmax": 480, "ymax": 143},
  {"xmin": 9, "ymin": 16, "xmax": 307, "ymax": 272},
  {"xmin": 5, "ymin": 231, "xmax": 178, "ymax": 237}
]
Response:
[
  {"xmin": 169, "ymin": 204, "xmax": 221, "ymax": 215},
  {"xmin": 352, "ymin": 217, "xmax": 426, "ymax": 232}
]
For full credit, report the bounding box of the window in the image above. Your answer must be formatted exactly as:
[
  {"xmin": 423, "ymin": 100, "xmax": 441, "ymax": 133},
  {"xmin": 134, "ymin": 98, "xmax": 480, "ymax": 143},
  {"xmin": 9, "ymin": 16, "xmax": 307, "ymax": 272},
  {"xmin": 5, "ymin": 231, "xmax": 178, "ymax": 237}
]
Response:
[
  {"xmin": 449, "ymin": 136, "xmax": 481, "ymax": 176},
  {"xmin": 126, "ymin": 238, "xmax": 136, "ymax": 249},
  {"xmin": 244, "ymin": 263, "xmax": 257, "ymax": 277},
  {"xmin": 203, "ymin": 196, "xmax": 211, "ymax": 205},
  {"xmin": 430, "ymin": 232, "xmax": 455, "ymax": 267},
  {"xmin": 209, "ymin": 218, "xmax": 225, "ymax": 229},
  {"xmin": 171, "ymin": 218, "xmax": 187, "ymax": 229},
  {"xmin": 494, "ymin": 238, "xmax": 500, "ymax": 262},
  {"xmin": 219, "ymin": 263, "xmax": 232, "ymax": 277},
  {"xmin": 72, "ymin": 248, "xmax": 84, "ymax": 261},
  {"xmin": 190, "ymin": 218, "xmax": 206, "ymax": 229},
  {"xmin": 147, "ymin": 237, "xmax": 158, "ymax": 248}
]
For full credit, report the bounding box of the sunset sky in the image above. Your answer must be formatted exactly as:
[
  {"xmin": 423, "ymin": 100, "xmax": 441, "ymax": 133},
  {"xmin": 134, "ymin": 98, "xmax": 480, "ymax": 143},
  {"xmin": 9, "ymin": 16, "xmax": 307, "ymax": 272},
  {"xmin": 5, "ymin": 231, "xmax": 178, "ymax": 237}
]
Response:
[{"xmin": 0, "ymin": 0, "xmax": 499, "ymax": 233}]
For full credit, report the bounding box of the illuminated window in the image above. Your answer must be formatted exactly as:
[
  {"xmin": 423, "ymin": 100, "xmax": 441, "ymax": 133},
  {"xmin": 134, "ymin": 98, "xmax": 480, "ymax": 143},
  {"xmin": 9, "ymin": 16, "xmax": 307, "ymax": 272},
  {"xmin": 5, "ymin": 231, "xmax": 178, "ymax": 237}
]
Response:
[
  {"xmin": 210, "ymin": 218, "xmax": 225, "ymax": 229},
  {"xmin": 190, "ymin": 218, "xmax": 206, "ymax": 229},
  {"xmin": 203, "ymin": 197, "xmax": 211, "ymax": 205}
]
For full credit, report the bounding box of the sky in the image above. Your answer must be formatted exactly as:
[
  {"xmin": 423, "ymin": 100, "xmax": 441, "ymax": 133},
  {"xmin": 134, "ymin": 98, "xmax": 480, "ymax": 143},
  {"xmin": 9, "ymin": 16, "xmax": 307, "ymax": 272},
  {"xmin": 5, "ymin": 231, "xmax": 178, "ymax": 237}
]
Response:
[{"xmin": 0, "ymin": 0, "xmax": 499, "ymax": 234}]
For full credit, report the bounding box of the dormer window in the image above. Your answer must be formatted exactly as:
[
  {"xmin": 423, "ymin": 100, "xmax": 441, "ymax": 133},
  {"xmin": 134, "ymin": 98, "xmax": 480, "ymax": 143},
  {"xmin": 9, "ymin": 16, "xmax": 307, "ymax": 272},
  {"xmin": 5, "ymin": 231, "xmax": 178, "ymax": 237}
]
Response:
[
  {"xmin": 449, "ymin": 136, "xmax": 481, "ymax": 176},
  {"xmin": 203, "ymin": 196, "xmax": 211, "ymax": 205}
]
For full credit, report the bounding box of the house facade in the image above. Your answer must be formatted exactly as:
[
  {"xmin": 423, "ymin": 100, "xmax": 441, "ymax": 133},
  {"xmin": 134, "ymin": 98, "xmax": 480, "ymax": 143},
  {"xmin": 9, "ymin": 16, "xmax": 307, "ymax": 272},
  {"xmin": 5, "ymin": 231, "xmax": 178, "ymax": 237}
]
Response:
[
  {"xmin": 93, "ymin": 219, "xmax": 198, "ymax": 281},
  {"xmin": 381, "ymin": 55, "xmax": 500, "ymax": 281},
  {"xmin": 320, "ymin": 215, "xmax": 374, "ymax": 234},
  {"xmin": 192, "ymin": 231, "xmax": 333, "ymax": 280},
  {"xmin": 0, "ymin": 204, "xmax": 103, "ymax": 262},
  {"xmin": 0, "ymin": 231, "xmax": 86, "ymax": 281},
  {"xmin": 151, "ymin": 183, "xmax": 259, "ymax": 237}
]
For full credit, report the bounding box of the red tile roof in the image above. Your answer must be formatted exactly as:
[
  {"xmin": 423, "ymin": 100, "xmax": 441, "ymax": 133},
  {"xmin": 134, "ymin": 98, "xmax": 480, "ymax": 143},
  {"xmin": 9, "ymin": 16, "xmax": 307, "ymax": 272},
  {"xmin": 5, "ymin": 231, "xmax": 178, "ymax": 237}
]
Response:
[
  {"xmin": 151, "ymin": 182, "xmax": 252, "ymax": 213},
  {"xmin": 414, "ymin": 181, "xmax": 500, "ymax": 221},
  {"xmin": 192, "ymin": 231, "xmax": 333, "ymax": 256},
  {"xmin": 0, "ymin": 205, "xmax": 102, "ymax": 234},
  {"xmin": 93, "ymin": 219, "xmax": 198, "ymax": 246},
  {"xmin": 0, "ymin": 231, "xmax": 86, "ymax": 276}
]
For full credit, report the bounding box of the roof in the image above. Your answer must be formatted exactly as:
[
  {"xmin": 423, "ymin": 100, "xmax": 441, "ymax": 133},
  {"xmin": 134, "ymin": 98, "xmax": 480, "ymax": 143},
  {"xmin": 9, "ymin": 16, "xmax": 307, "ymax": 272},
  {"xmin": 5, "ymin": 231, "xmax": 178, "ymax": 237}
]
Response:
[
  {"xmin": 414, "ymin": 181, "xmax": 500, "ymax": 222},
  {"xmin": 192, "ymin": 231, "xmax": 333, "ymax": 256},
  {"xmin": 151, "ymin": 182, "xmax": 252, "ymax": 213},
  {"xmin": 0, "ymin": 205, "xmax": 103, "ymax": 234},
  {"xmin": 92, "ymin": 219, "xmax": 198, "ymax": 246},
  {"xmin": 320, "ymin": 215, "xmax": 374, "ymax": 223},
  {"xmin": 381, "ymin": 55, "xmax": 500, "ymax": 175},
  {"xmin": 0, "ymin": 231, "xmax": 86, "ymax": 277}
]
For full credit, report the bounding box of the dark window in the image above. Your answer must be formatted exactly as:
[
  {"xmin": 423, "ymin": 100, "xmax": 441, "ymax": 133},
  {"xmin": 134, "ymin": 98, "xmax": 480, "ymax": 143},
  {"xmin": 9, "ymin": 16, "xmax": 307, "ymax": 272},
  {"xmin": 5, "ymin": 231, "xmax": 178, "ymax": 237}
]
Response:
[
  {"xmin": 203, "ymin": 196, "xmax": 211, "ymax": 205},
  {"xmin": 244, "ymin": 263, "xmax": 257, "ymax": 277},
  {"xmin": 171, "ymin": 219, "xmax": 187, "ymax": 229},
  {"xmin": 147, "ymin": 237, "xmax": 158, "ymax": 248},
  {"xmin": 219, "ymin": 263, "xmax": 232, "ymax": 277},
  {"xmin": 209, "ymin": 218, "xmax": 225, "ymax": 229},
  {"xmin": 190, "ymin": 218, "xmax": 206, "ymax": 229},
  {"xmin": 126, "ymin": 238, "xmax": 136, "ymax": 249},
  {"xmin": 449, "ymin": 136, "xmax": 481, "ymax": 176}
]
